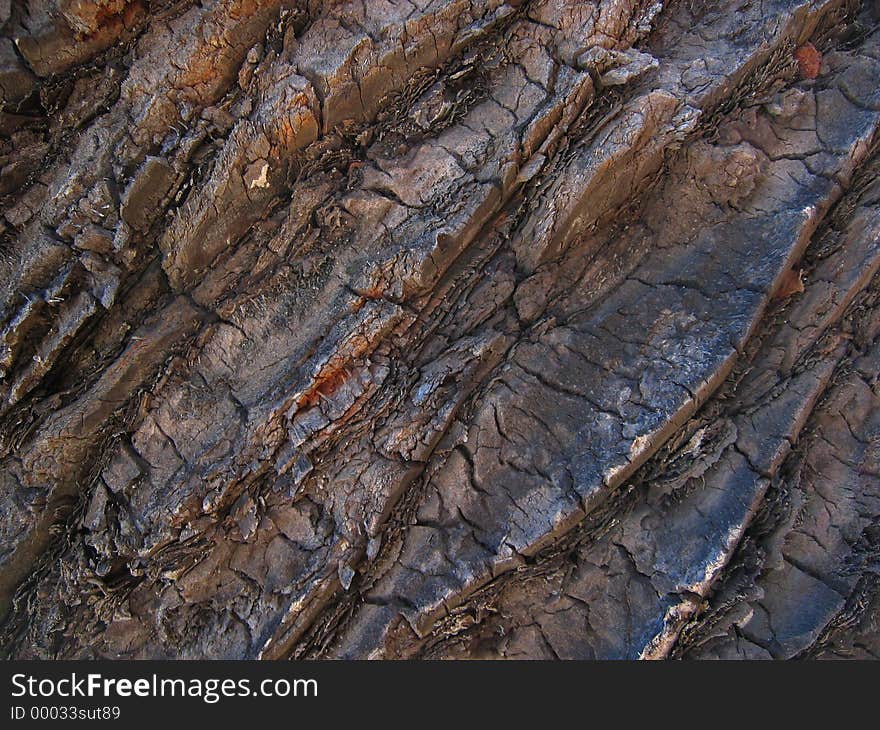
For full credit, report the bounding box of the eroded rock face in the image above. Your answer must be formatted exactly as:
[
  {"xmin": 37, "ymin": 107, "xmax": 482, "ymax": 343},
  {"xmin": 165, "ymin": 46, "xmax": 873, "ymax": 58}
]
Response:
[{"xmin": 0, "ymin": 0, "xmax": 878, "ymax": 660}]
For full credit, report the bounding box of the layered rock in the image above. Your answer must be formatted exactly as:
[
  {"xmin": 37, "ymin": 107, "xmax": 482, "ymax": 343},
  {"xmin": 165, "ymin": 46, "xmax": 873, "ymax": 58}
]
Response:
[{"xmin": 0, "ymin": 0, "xmax": 878, "ymax": 660}]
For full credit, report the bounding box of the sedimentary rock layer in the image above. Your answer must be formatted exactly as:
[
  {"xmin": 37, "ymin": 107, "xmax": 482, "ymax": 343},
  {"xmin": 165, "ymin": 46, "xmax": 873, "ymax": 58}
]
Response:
[{"xmin": 0, "ymin": 0, "xmax": 878, "ymax": 659}]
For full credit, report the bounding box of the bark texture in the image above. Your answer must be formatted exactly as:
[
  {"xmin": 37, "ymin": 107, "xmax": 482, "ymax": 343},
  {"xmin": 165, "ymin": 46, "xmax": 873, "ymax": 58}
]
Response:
[{"xmin": 1, "ymin": 0, "xmax": 879, "ymax": 660}]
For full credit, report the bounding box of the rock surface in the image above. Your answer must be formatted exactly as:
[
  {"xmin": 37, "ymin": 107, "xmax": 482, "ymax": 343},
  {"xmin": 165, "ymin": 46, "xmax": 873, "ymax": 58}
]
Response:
[{"xmin": 0, "ymin": 0, "xmax": 878, "ymax": 660}]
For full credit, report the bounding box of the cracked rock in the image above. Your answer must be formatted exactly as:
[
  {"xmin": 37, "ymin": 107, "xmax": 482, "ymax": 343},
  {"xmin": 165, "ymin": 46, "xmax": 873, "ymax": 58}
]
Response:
[{"xmin": 0, "ymin": 0, "xmax": 879, "ymax": 661}]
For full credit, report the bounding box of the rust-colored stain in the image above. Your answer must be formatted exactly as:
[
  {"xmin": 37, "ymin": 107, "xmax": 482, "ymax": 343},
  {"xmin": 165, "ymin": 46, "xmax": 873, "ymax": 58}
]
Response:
[
  {"xmin": 296, "ymin": 366, "xmax": 349, "ymax": 409},
  {"xmin": 77, "ymin": 2, "xmax": 146, "ymax": 40},
  {"xmin": 296, "ymin": 331, "xmax": 377, "ymax": 409},
  {"xmin": 794, "ymin": 43, "xmax": 822, "ymax": 80},
  {"xmin": 350, "ymin": 285, "xmax": 386, "ymax": 312}
]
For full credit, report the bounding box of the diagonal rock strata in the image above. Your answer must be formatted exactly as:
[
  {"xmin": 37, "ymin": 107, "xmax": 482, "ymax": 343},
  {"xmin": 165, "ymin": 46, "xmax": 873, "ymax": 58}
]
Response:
[{"xmin": 0, "ymin": 0, "xmax": 878, "ymax": 660}]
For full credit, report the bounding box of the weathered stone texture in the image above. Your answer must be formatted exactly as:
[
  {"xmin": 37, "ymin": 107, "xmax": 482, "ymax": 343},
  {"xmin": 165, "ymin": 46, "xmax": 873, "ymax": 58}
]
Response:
[{"xmin": 0, "ymin": 0, "xmax": 879, "ymax": 660}]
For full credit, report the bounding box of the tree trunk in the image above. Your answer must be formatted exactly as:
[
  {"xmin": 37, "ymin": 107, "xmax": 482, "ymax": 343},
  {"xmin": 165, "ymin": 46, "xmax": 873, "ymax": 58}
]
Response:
[{"xmin": 1, "ymin": 0, "xmax": 879, "ymax": 660}]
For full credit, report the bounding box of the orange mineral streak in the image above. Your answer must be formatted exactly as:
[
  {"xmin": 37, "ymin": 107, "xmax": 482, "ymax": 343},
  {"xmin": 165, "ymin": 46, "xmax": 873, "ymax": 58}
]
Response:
[
  {"xmin": 295, "ymin": 334, "xmax": 375, "ymax": 409},
  {"xmin": 72, "ymin": 2, "xmax": 145, "ymax": 40},
  {"xmin": 274, "ymin": 92, "xmax": 320, "ymax": 150},
  {"xmin": 295, "ymin": 366, "xmax": 350, "ymax": 409},
  {"xmin": 176, "ymin": 0, "xmax": 273, "ymax": 94},
  {"xmin": 794, "ymin": 43, "xmax": 822, "ymax": 80},
  {"xmin": 350, "ymin": 285, "xmax": 387, "ymax": 312}
]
